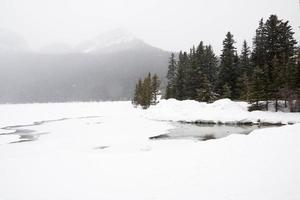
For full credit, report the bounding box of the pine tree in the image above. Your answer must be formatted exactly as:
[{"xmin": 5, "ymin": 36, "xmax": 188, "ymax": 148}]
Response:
[
  {"xmin": 252, "ymin": 18, "xmax": 267, "ymax": 68},
  {"xmin": 132, "ymin": 79, "xmax": 142, "ymax": 106},
  {"xmin": 175, "ymin": 51, "xmax": 188, "ymax": 100},
  {"xmin": 264, "ymin": 15, "xmax": 296, "ymax": 106},
  {"xmin": 141, "ymin": 73, "xmax": 152, "ymax": 109},
  {"xmin": 132, "ymin": 84, "xmax": 138, "ymax": 106},
  {"xmin": 217, "ymin": 32, "xmax": 237, "ymax": 99},
  {"xmin": 151, "ymin": 74, "xmax": 160, "ymax": 105},
  {"xmin": 271, "ymin": 56, "xmax": 283, "ymax": 111},
  {"xmin": 239, "ymin": 74, "xmax": 251, "ymax": 101},
  {"xmin": 240, "ymin": 40, "xmax": 252, "ymax": 76},
  {"xmin": 184, "ymin": 48, "xmax": 194, "ymax": 99},
  {"xmin": 264, "ymin": 15, "xmax": 296, "ymax": 66},
  {"xmin": 184, "ymin": 42, "xmax": 209, "ymax": 100},
  {"xmin": 194, "ymin": 42, "xmax": 205, "ymax": 90},
  {"xmin": 196, "ymin": 74, "xmax": 216, "ymax": 102},
  {"xmin": 165, "ymin": 85, "xmax": 172, "ymax": 100},
  {"xmin": 251, "ymin": 18, "xmax": 270, "ymax": 109},
  {"xmin": 296, "ymin": 47, "xmax": 300, "ymax": 91},
  {"xmin": 296, "ymin": 47, "xmax": 300, "ymax": 111},
  {"xmin": 195, "ymin": 41, "xmax": 205, "ymax": 77},
  {"xmin": 251, "ymin": 15, "xmax": 297, "ymax": 110},
  {"xmin": 249, "ymin": 65, "xmax": 266, "ymax": 108},
  {"xmin": 132, "ymin": 73, "xmax": 161, "ymax": 109},
  {"xmin": 232, "ymin": 52, "xmax": 240, "ymax": 98},
  {"xmin": 203, "ymin": 45, "xmax": 218, "ymax": 86},
  {"xmin": 221, "ymin": 83, "xmax": 232, "ymax": 99},
  {"xmin": 236, "ymin": 41, "xmax": 251, "ymax": 100},
  {"xmin": 166, "ymin": 53, "xmax": 177, "ymax": 99},
  {"xmin": 278, "ymin": 56, "xmax": 299, "ymax": 111}
]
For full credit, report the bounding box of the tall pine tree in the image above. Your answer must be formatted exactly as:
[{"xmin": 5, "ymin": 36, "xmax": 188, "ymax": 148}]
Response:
[
  {"xmin": 175, "ymin": 51, "xmax": 188, "ymax": 100},
  {"xmin": 237, "ymin": 40, "xmax": 251, "ymax": 100},
  {"xmin": 166, "ymin": 53, "xmax": 177, "ymax": 99},
  {"xmin": 250, "ymin": 15, "xmax": 297, "ymax": 110},
  {"xmin": 217, "ymin": 32, "xmax": 237, "ymax": 99},
  {"xmin": 151, "ymin": 74, "xmax": 160, "ymax": 105}
]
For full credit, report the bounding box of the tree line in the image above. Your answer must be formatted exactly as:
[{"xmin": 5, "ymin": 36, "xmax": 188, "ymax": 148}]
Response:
[
  {"xmin": 165, "ymin": 15, "xmax": 300, "ymax": 112},
  {"xmin": 132, "ymin": 73, "xmax": 160, "ymax": 109}
]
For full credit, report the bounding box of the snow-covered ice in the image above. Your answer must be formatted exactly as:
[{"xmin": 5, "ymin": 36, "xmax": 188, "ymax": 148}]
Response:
[{"xmin": 0, "ymin": 100, "xmax": 300, "ymax": 200}]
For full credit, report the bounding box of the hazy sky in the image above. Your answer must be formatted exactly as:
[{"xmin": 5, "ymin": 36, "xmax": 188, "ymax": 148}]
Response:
[{"xmin": 0, "ymin": 0, "xmax": 299, "ymax": 53}]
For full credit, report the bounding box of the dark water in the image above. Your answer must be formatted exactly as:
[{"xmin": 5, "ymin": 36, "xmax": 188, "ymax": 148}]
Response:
[{"xmin": 150, "ymin": 123, "xmax": 273, "ymax": 141}]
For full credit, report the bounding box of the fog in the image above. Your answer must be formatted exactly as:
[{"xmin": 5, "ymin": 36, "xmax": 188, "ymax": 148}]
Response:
[
  {"xmin": 1, "ymin": 0, "xmax": 299, "ymax": 52},
  {"xmin": 0, "ymin": 0, "xmax": 299, "ymax": 103},
  {"xmin": 0, "ymin": 37, "xmax": 170, "ymax": 103}
]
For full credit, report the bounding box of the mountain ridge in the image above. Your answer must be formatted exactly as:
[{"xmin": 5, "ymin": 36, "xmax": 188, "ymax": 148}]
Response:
[{"xmin": 0, "ymin": 29, "xmax": 170, "ymax": 103}]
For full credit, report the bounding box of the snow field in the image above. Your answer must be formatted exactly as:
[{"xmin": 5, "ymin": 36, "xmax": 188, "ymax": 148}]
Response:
[{"xmin": 0, "ymin": 100, "xmax": 299, "ymax": 200}]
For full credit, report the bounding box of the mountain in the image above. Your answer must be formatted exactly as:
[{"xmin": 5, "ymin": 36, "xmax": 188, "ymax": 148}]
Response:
[
  {"xmin": 75, "ymin": 29, "xmax": 156, "ymax": 54},
  {"xmin": 76, "ymin": 29, "xmax": 136, "ymax": 53},
  {"xmin": 0, "ymin": 30, "xmax": 170, "ymax": 103},
  {"xmin": 38, "ymin": 43, "xmax": 75, "ymax": 54}
]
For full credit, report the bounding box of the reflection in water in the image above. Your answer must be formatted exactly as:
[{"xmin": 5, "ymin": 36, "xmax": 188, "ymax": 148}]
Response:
[{"xmin": 150, "ymin": 123, "xmax": 272, "ymax": 141}]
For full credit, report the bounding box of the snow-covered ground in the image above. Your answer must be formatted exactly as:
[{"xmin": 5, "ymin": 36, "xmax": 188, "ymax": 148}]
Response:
[{"xmin": 0, "ymin": 100, "xmax": 300, "ymax": 200}]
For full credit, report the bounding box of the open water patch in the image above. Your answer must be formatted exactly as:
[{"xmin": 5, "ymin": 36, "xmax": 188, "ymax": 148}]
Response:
[{"xmin": 150, "ymin": 123, "xmax": 278, "ymax": 141}]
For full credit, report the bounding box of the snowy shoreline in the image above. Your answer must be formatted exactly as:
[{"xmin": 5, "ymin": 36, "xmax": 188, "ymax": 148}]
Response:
[{"xmin": 144, "ymin": 99, "xmax": 300, "ymax": 125}]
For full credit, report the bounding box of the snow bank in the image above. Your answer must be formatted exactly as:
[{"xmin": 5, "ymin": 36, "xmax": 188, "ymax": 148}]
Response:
[{"xmin": 145, "ymin": 98, "xmax": 300, "ymax": 124}]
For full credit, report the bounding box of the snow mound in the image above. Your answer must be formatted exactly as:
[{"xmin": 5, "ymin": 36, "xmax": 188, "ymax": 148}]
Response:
[
  {"xmin": 145, "ymin": 99, "xmax": 300, "ymax": 124},
  {"xmin": 211, "ymin": 98, "xmax": 249, "ymax": 111}
]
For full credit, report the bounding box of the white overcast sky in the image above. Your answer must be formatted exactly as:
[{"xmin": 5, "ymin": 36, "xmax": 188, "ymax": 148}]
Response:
[{"xmin": 0, "ymin": 0, "xmax": 299, "ymax": 53}]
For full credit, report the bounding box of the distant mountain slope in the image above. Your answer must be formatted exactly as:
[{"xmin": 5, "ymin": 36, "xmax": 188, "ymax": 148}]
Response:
[
  {"xmin": 0, "ymin": 30, "xmax": 170, "ymax": 103},
  {"xmin": 76, "ymin": 29, "xmax": 145, "ymax": 54}
]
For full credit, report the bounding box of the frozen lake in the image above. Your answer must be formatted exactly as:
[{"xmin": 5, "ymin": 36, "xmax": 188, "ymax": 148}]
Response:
[
  {"xmin": 0, "ymin": 101, "xmax": 299, "ymax": 200},
  {"xmin": 0, "ymin": 116, "xmax": 274, "ymax": 145}
]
